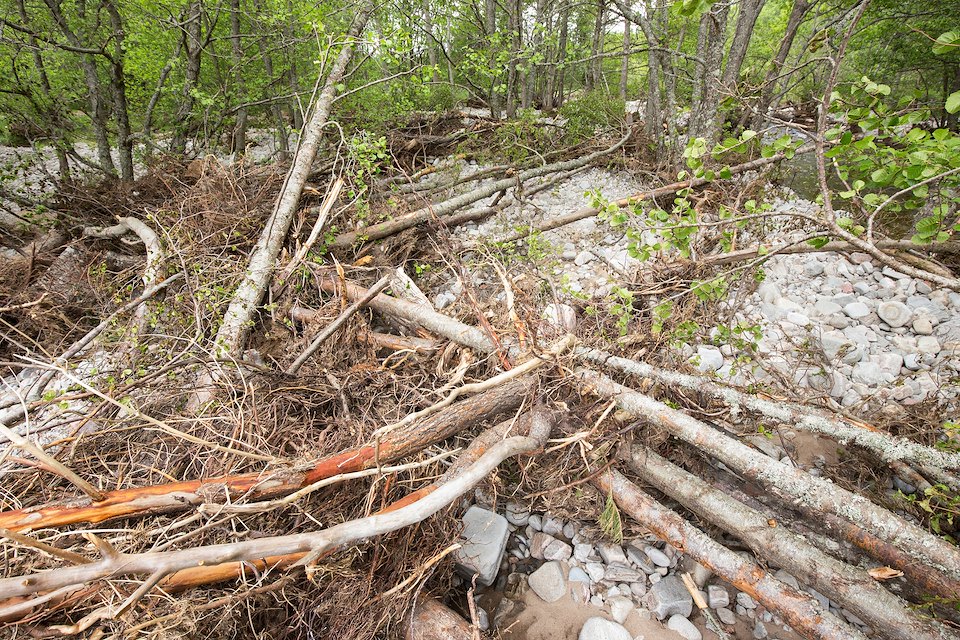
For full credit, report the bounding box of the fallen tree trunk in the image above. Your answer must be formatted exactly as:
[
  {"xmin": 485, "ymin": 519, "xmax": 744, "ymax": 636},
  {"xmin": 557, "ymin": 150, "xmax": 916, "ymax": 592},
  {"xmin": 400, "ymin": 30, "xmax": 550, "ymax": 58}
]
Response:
[
  {"xmin": 328, "ymin": 131, "xmax": 631, "ymax": 250},
  {"xmin": 622, "ymin": 445, "xmax": 952, "ymax": 640},
  {"xmin": 0, "ymin": 410, "xmax": 555, "ymax": 599},
  {"xmin": 405, "ymin": 597, "xmax": 476, "ymax": 640},
  {"xmin": 577, "ymin": 369, "xmax": 960, "ymax": 583},
  {"xmin": 0, "ymin": 377, "xmax": 533, "ymax": 531},
  {"xmin": 593, "ymin": 467, "xmax": 866, "ymax": 640},
  {"xmin": 497, "ymin": 143, "xmax": 816, "ymax": 243},
  {"xmin": 692, "ymin": 238, "xmax": 960, "ymax": 267},
  {"xmin": 212, "ymin": 0, "xmax": 375, "ymax": 357},
  {"xmin": 577, "ymin": 348, "xmax": 960, "ymax": 472}
]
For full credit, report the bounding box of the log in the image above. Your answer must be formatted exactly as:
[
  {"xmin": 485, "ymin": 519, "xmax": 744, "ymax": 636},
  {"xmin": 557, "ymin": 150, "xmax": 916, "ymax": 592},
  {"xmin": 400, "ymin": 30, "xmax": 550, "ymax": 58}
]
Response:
[
  {"xmin": 577, "ymin": 348, "xmax": 960, "ymax": 472},
  {"xmin": 593, "ymin": 468, "xmax": 866, "ymax": 640},
  {"xmin": 576, "ymin": 369, "xmax": 960, "ymax": 583},
  {"xmin": 0, "ymin": 410, "xmax": 556, "ymax": 599},
  {"xmin": 497, "ymin": 143, "xmax": 815, "ymax": 243},
  {"xmin": 622, "ymin": 445, "xmax": 951, "ymax": 640},
  {"xmin": 0, "ymin": 377, "xmax": 534, "ymax": 532},
  {"xmin": 328, "ymin": 131, "xmax": 631, "ymax": 250}
]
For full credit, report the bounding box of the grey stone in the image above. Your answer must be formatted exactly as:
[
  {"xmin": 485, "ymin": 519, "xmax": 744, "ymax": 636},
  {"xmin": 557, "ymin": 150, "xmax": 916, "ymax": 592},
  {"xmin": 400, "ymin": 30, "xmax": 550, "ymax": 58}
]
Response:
[
  {"xmin": 695, "ymin": 345, "xmax": 724, "ymax": 372},
  {"xmin": 667, "ymin": 614, "xmax": 703, "ymax": 640},
  {"xmin": 626, "ymin": 544, "xmax": 656, "ymax": 573},
  {"xmin": 843, "ymin": 302, "xmax": 870, "ymax": 319},
  {"xmin": 877, "ymin": 301, "xmax": 912, "ymax": 328},
  {"xmin": 570, "ymin": 580, "xmax": 591, "ymax": 603},
  {"xmin": 578, "ymin": 617, "xmax": 632, "ymax": 640},
  {"xmin": 903, "ymin": 353, "xmax": 923, "ymax": 371},
  {"xmin": 585, "ymin": 562, "xmax": 606, "ymax": 582},
  {"xmin": 874, "ymin": 352, "xmax": 903, "ymax": 377},
  {"xmin": 851, "ymin": 361, "xmax": 885, "ymax": 386},
  {"xmin": 813, "ymin": 299, "xmax": 843, "ymax": 316},
  {"xmin": 569, "ymin": 566, "xmax": 591, "ymax": 584},
  {"xmin": 882, "ymin": 266, "xmax": 909, "ymax": 280},
  {"xmin": 913, "ymin": 317, "xmax": 934, "ymax": 335},
  {"xmin": 707, "ymin": 585, "xmax": 730, "ymax": 609},
  {"xmin": 716, "ymin": 607, "xmax": 736, "ymax": 626},
  {"xmin": 646, "ymin": 576, "xmax": 693, "ymax": 620},
  {"xmin": 454, "ymin": 506, "xmax": 510, "ymax": 586},
  {"xmin": 758, "ymin": 282, "xmax": 781, "ymax": 304},
  {"xmin": 645, "ymin": 546, "xmax": 671, "ymax": 567},
  {"xmin": 691, "ymin": 562, "xmax": 713, "ymax": 588},
  {"xmin": 543, "ymin": 538, "xmax": 573, "ymax": 562},
  {"xmin": 597, "ymin": 542, "xmax": 627, "ymax": 565},
  {"xmin": 773, "ymin": 569, "xmax": 800, "ymax": 590},
  {"xmin": 528, "ymin": 561, "xmax": 567, "ymax": 603},
  {"xmin": 608, "ymin": 596, "xmax": 634, "ymax": 624},
  {"xmin": 563, "ymin": 521, "xmax": 578, "ymax": 540},
  {"xmin": 805, "ymin": 587, "xmax": 830, "ymax": 609},
  {"xmin": 753, "ymin": 620, "xmax": 769, "ymax": 639},
  {"xmin": 803, "ymin": 262, "xmax": 825, "ymax": 277},
  {"xmin": 918, "ymin": 336, "xmax": 941, "ymax": 355},
  {"xmin": 542, "ymin": 515, "xmax": 564, "ymax": 537},
  {"xmin": 737, "ymin": 592, "xmax": 758, "ymax": 609},
  {"xmin": 476, "ymin": 606, "xmax": 490, "ymax": 631},
  {"xmin": 604, "ymin": 563, "xmax": 643, "ymax": 583},
  {"xmin": 543, "ymin": 304, "xmax": 577, "ymax": 333},
  {"xmin": 528, "ymin": 514, "xmax": 543, "ymax": 530},
  {"xmin": 574, "ymin": 543, "xmax": 595, "ymax": 562},
  {"xmin": 505, "ymin": 502, "xmax": 530, "ymax": 526},
  {"xmin": 574, "ymin": 251, "xmax": 596, "ymax": 266},
  {"xmin": 530, "ymin": 532, "xmax": 558, "ymax": 560}
]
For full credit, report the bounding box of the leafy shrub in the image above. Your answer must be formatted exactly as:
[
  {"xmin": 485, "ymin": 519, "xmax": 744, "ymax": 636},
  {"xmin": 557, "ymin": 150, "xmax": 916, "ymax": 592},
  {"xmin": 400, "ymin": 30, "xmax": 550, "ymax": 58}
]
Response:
[{"xmin": 559, "ymin": 91, "xmax": 626, "ymax": 141}]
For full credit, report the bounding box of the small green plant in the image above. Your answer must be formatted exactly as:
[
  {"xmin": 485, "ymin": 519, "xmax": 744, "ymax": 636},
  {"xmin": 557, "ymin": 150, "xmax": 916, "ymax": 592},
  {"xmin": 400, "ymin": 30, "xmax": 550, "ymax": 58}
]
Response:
[
  {"xmin": 599, "ymin": 488, "xmax": 624, "ymax": 544},
  {"xmin": 608, "ymin": 286, "xmax": 635, "ymax": 336},
  {"xmin": 898, "ymin": 484, "xmax": 959, "ymax": 541}
]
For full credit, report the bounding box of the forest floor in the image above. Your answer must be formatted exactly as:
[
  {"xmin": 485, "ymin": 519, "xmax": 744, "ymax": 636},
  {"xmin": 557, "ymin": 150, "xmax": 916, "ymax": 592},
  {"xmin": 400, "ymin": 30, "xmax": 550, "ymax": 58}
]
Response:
[{"xmin": 1, "ymin": 113, "xmax": 958, "ymax": 640}]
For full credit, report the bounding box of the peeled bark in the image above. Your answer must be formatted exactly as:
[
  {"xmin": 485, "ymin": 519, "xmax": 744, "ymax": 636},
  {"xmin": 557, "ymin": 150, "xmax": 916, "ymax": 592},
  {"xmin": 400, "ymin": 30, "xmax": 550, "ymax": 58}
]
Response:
[
  {"xmin": 577, "ymin": 348, "xmax": 960, "ymax": 472},
  {"xmin": 577, "ymin": 369, "xmax": 960, "ymax": 583},
  {"xmin": 594, "ymin": 468, "xmax": 866, "ymax": 640},
  {"xmin": 0, "ymin": 377, "xmax": 532, "ymax": 531},
  {"xmin": 623, "ymin": 445, "xmax": 951, "ymax": 640},
  {"xmin": 214, "ymin": 0, "xmax": 376, "ymax": 356}
]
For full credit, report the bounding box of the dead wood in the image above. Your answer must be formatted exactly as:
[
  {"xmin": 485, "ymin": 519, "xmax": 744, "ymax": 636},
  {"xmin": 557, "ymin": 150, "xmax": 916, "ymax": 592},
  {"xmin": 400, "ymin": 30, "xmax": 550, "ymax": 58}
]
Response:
[
  {"xmin": 622, "ymin": 445, "xmax": 952, "ymax": 640},
  {"xmin": 593, "ymin": 467, "xmax": 867, "ymax": 640},
  {"xmin": 577, "ymin": 348, "xmax": 960, "ymax": 473},
  {"xmin": 0, "ymin": 377, "xmax": 534, "ymax": 531},
  {"xmin": 328, "ymin": 131, "xmax": 632, "ymax": 250},
  {"xmin": 577, "ymin": 369, "xmax": 960, "ymax": 583},
  {"xmin": 0, "ymin": 409, "xmax": 556, "ymax": 600}
]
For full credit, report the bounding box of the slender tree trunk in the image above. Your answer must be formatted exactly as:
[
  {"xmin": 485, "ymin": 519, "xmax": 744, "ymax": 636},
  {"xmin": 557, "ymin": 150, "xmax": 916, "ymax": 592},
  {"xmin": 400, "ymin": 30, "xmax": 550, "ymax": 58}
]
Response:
[
  {"xmin": 554, "ymin": 2, "xmax": 569, "ymax": 106},
  {"xmin": 105, "ymin": 0, "xmax": 134, "ymax": 181},
  {"xmin": 213, "ymin": 0, "xmax": 377, "ymax": 357},
  {"xmin": 230, "ymin": 0, "xmax": 248, "ymax": 154},
  {"xmin": 506, "ymin": 0, "xmax": 520, "ymax": 117},
  {"xmin": 43, "ymin": 0, "xmax": 117, "ymax": 177},
  {"xmin": 17, "ymin": 0, "xmax": 70, "ymax": 182},
  {"xmin": 751, "ymin": 0, "xmax": 811, "ymax": 128},
  {"xmin": 689, "ymin": 1, "xmax": 729, "ymax": 144},
  {"xmin": 485, "ymin": 0, "xmax": 501, "ymax": 118},
  {"xmin": 620, "ymin": 17, "xmax": 630, "ymax": 100},
  {"xmin": 586, "ymin": 0, "xmax": 606, "ymax": 91},
  {"xmin": 285, "ymin": 0, "xmax": 303, "ymax": 130},
  {"xmin": 171, "ymin": 0, "xmax": 203, "ymax": 155},
  {"xmin": 720, "ymin": 0, "xmax": 766, "ymax": 91},
  {"xmin": 422, "ymin": 0, "xmax": 440, "ymax": 82}
]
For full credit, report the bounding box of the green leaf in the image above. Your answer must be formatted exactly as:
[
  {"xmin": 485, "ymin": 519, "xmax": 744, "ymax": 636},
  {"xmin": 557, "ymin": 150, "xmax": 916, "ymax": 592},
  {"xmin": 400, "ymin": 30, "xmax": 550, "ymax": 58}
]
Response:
[
  {"xmin": 933, "ymin": 31, "xmax": 960, "ymax": 55},
  {"xmin": 807, "ymin": 237, "xmax": 830, "ymax": 249},
  {"xmin": 946, "ymin": 90, "xmax": 960, "ymax": 115}
]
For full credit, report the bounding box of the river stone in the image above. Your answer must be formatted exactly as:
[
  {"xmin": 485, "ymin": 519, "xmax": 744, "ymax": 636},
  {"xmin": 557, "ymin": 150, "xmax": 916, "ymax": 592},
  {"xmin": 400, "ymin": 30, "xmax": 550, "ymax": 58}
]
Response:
[
  {"xmin": 877, "ymin": 301, "xmax": 912, "ymax": 328},
  {"xmin": 918, "ymin": 336, "xmax": 941, "ymax": 355},
  {"xmin": 645, "ymin": 546, "xmax": 671, "ymax": 567},
  {"xmin": 753, "ymin": 620, "xmax": 769, "ymax": 639},
  {"xmin": 668, "ymin": 615, "xmax": 703, "ymax": 640},
  {"xmin": 626, "ymin": 544, "xmax": 657, "ymax": 573},
  {"xmin": 586, "ymin": 562, "xmax": 606, "ymax": 582},
  {"xmin": 717, "ymin": 607, "xmax": 736, "ymax": 625},
  {"xmin": 813, "ymin": 299, "xmax": 843, "ymax": 316},
  {"xmin": 530, "ymin": 532, "xmax": 558, "ymax": 559},
  {"xmin": 707, "ymin": 585, "xmax": 730, "ymax": 609},
  {"xmin": 843, "ymin": 302, "xmax": 870, "ymax": 319},
  {"xmin": 574, "ymin": 543, "xmax": 595, "ymax": 562},
  {"xmin": 578, "ymin": 617, "xmax": 632, "ymax": 640},
  {"xmin": 505, "ymin": 502, "xmax": 530, "ymax": 526},
  {"xmin": 646, "ymin": 575, "xmax": 693, "ymax": 620},
  {"xmin": 543, "ymin": 303, "xmax": 577, "ymax": 333},
  {"xmin": 608, "ymin": 596, "xmax": 634, "ymax": 624},
  {"xmin": 569, "ymin": 566, "xmax": 591, "ymax": 584},
  {"xmin": 695, "ymin": 345, "xmax": 724, "ymax": 372},
  {"xmin": 604, "ymin": 563, "xmax": 643, "ymax": 583},
  {"xmin": 758, "ymin": 281, "xmax": 780, "ymax": 304},
  {"xmin": 454, "ymin": 506, "xmax": 509, "ymax": 586},
  {"xmin": 913, "ymin": 317, "xmax": 934, "ymax": 335},
  {"xmin": 528, "ymin": 561, "xmax": 567, "ymax": 602},
  {"xmin": 737, "ymin": 592, "xmax": 758, "ymax": 609},
  {"xmin": 597, "ymin": 542, "xmax": 627, "ymax": 565},
  {"xmin": 543, "ymin": 538, "xmax": 573, "ymax": 562}
]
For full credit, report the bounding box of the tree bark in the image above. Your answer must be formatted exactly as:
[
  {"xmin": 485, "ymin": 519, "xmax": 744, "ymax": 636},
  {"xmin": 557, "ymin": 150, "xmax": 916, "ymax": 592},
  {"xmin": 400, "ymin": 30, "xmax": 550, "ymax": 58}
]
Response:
[
  {"xmin": 622, "ymin": 445, "xmax": 952, "ymax": 640},
  {"xmin": 594, "ymin": 468, "xmax": 867, "ymax": 640},
  {"xmin": 230, "ymin": 0, "xmax": 248, "ymax": 154},
  {"xmin": 0, "ymin": 377, "xmax": 533, "ymax": 532},
  {"xmin": 104, "ymin": 0, "xmax": 134, "ymax": 181},
  {"xmin": 485, "ymin": 0, "xmax": 501, "ymax": 118},
  {"xmin": 577, "ymin": 369, "xmax": 960, "ymax": 583},
  {"xmin": 619, "ymin": 17, "xmax": 630, "ymax": 100},
  {"xmin": 586, "ymin": 0, "xmax": 607, "ymax": 91},
  {"xmin": 751, "ymin": 0, "xmax": 811, "ymax": 129},
  {"xmin": 720, "ymin": 0, "xmax": 766, "ymax": 94},
  {"xmin": 689, "ymin": 1, "xmax": 729, "ymax": 144},
  {"xmin": 171, "ymin": 0, "xmax": 204, "ymax": 155},
  {"xmin": 213, "ymin": 0, "xmax": 376, "ymax": 357}
]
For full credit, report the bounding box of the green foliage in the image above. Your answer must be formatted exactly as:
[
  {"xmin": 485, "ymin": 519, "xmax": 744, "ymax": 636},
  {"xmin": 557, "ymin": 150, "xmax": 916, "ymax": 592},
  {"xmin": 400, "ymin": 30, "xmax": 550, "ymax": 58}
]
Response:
[
  {"xmin": 559, "ymin": 91, "xmax": 625, "ymax": 141},
  {"xmin": 599, "ymin": 488, "xmax": 624, "ymax": 543},
  {"xmin": 897, "ymin": 484, "xmax": 959, "ymax": 542}
]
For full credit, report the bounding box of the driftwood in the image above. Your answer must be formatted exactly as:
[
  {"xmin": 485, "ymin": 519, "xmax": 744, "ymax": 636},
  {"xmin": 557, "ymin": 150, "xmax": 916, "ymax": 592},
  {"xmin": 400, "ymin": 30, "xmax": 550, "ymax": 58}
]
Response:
[
  {"xmin": 622, "ymin": 445, "xmax": 951, "ymax": 640},
  {"xmin": 577, "ymin": 348, "xmax": 960, "ymax": 473},
  {"xmin": 0, "ymin": 377, "xmax": 534, "ymax": 531},
  {"xmin": 593, "ymin": 468, "xmax": 866, "ymax": 640},
  {"xmin": 0, "ymin": 408, "xmax": 555, "ymax": 600},
  {"xmin": 328, "ymin": 131, "xmax": 632, "ymax": 250},
  {"xmin": 577, "ymin": 369, "xmax": 960, "ymax": 583}
]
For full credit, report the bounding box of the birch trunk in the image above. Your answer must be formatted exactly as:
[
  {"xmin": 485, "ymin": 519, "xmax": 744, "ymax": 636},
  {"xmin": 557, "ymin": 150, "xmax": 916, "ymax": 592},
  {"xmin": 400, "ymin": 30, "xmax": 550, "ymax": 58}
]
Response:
[{"xmin": 213, "ymin": 0, "xmax": 376, "ymax": 357}]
